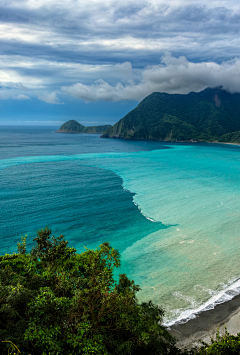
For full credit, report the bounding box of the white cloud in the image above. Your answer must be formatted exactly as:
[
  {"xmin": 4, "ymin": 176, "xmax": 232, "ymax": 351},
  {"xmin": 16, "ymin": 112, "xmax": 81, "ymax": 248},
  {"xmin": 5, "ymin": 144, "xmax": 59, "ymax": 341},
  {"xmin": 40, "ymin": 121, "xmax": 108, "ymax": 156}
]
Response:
[
  {"xmin": 62, "ymin": 54, "xmax": 240, "ymax": 102},
  {"xmin": 37, "ymin": 91, "xmax": 61, "ymax": 104},
  {"xmin": 0, "ymin": 69, "xmax": 41, "ymax": 89},
  {"xmin": 0, "ymin": 56, "xmax": 135, "ymax": 88},
  {"xmin": 0, "ymin": 90, "xmax": 28, "ymax": 100},
  {"xmin": 16, "ymin": 94, "xmax": 30, "ymax": 100}
]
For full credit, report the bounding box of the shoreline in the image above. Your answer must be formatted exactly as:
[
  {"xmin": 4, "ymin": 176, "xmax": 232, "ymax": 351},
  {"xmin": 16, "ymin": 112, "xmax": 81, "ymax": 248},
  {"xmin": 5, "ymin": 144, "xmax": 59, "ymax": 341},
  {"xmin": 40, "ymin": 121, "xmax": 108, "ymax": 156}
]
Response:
[
  {"xmin": 169, "ymin": 293, "xmax": 240, "ymax": 349},
  {"xmin": 216, "ymin": 142, "xmax": 240, "ymax": 146},
  {"xmin": 101, "ymin": 135, "xmax": 240, "ymax": 146},
  {"xmin": 55, "ymin": 130, "xmax": 101, "ymax": 134}
]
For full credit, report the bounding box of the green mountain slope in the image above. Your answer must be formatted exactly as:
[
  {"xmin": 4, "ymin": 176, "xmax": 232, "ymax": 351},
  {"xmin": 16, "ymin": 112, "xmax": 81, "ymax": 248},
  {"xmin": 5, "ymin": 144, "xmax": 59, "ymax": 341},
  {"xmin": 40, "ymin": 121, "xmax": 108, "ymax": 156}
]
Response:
[
  {"xmin": 56, "ymin": 120, "xmax": 85, "ymax": 133},
  {"xmin": 101, "ymin": 88, "xmax": 240, "ymax": 143},
  {"xmin": 56, "ymin": 120, "xmax": 112, "ymax": 134},
  {"xmin": 83, "ymin": 125, "xmax": 112, "ymax": 134}
]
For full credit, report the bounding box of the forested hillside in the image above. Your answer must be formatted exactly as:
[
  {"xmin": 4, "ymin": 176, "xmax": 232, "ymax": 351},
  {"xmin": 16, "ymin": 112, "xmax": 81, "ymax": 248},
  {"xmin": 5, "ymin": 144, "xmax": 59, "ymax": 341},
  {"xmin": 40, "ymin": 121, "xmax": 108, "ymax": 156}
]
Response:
[
  {"xmin": 56, "ymin": 120, "xmax": 112, "ymax": 134},
  {"xmin": 101, "ymin": 88, "xmax": 240, "ymax": 143}
]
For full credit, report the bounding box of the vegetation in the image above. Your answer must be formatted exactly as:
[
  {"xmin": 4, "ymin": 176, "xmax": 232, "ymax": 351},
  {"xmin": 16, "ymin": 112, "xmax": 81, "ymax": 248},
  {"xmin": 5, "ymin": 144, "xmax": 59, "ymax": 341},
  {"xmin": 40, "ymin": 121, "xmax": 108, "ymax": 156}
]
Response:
[
  {"xmin": 56, "ymin": 120, "xmax": 112, "ymax": 134},
  {"xmin": 218, "ymin": 131, "xmax": 240, "ymax": 143},
  {"xmin": 0, "ymin": 228, "xmax": 184, "ymax": 355},
  {"xmin": 101, "ymin": 87, "xmax": 240, "ymax": 143},
  {"xmin": 196, "ymin": 329, "xmax": 240, "ymax": 354},
  {"xmin": 1, "ymin": 228, "xmax": 240, "ymax": 354}
]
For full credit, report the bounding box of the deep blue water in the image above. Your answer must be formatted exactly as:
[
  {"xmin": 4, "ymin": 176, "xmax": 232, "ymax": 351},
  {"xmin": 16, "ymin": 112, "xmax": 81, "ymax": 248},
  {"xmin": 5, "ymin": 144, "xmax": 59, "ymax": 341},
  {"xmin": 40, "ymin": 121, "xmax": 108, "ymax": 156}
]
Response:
[{"xmin": 0, "ymin": 127, "xmax": 169, "ymax": 255}]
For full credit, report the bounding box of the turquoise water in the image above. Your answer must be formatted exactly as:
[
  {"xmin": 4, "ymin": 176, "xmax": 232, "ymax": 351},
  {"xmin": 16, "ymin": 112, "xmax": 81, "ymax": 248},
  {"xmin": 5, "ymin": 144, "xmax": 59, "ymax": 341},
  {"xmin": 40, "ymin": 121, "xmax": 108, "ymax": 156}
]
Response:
[{"xmin": 1, "ymin": 126, "xmax": 240, "ymax": 324}]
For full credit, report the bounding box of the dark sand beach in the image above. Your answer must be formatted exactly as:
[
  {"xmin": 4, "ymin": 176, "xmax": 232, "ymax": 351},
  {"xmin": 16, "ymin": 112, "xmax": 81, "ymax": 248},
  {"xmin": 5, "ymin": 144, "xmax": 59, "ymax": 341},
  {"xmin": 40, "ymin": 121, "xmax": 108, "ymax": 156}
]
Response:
[{"xmin": 169, "ymin": 294, "xmax": 240, "ymax": 349}]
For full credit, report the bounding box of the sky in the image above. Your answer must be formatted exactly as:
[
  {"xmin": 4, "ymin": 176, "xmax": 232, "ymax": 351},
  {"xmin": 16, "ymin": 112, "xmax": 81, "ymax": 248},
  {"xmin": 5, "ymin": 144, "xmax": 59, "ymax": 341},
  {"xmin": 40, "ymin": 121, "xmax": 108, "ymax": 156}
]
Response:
[{"xmin": 1, "ymin": 0, "xmax": 240, "ymax": 126}]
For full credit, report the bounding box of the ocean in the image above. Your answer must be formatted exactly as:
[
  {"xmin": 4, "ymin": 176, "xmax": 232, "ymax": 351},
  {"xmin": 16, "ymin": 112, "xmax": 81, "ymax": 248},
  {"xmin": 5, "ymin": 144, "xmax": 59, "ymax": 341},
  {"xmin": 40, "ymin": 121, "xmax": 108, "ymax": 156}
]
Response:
[{"xmin": 1, "ymin": 125, "xmax": 240, "ymax": 325}]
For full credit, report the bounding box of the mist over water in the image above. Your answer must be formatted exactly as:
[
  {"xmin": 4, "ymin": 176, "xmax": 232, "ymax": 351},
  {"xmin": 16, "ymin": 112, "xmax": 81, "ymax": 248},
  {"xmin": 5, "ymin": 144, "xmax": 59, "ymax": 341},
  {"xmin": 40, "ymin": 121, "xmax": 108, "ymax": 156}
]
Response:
[{"xmin": 1, "ymin": 126, "xmax": 240, "ymax": 323}]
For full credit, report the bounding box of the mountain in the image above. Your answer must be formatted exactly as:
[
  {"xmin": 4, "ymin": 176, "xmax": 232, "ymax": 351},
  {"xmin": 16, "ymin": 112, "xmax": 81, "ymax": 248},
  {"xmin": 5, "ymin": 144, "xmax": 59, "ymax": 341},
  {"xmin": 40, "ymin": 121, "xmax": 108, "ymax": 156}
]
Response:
[
  {"xmin": 83, "ymin": 125, "xmax": 112, "ymax": 134},
  {"xmin": 56, "ymin": 120, "xmax": 112, "ymax": 134},
  {"xmin": 56, "ymin": 120, "xmax": 85, "ymax": 133},
  {"xmin": 101, "ymin": 88, "xmax": 240, "ymax": 143}
]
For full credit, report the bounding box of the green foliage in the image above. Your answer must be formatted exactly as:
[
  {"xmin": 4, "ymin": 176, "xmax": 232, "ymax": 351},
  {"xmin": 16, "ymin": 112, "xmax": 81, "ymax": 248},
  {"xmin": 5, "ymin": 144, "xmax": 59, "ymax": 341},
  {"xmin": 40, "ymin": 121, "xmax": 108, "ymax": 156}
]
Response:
[
  {"xmin": 219, "ymin": 131, "xmax": 240, "ymax": 143},
  {"xmin": 57, "ymin": 120, "xmax": 111, "ymax": 134},
  {"xmin": 0, "ymin": 227, "xmax": 182, "ymax": 355},
  {"xmin": 2, "ymin": 341, "xmax": 21, "ymax": 355},
  {"xmin": 5, "ymin": 229, "xmax": 240, "ymax": 354},
  {"xmin": 101, "ymin": 87, "xmax": 240, "ymax": 143},
  {"xmin": 58, "ymin": 120, "xmax": 85, "ymax": 133},
  {"xmin": 30, "ymin": 226, "xmax": 76, "ymax": 265},
  {"xmin": 17, "ymin": 236, "xmax": 27, "ymax": 255},
  {"xmin": 83, "ymin": 125, "xmax": 112, "ymax": 134},
  {"xmin": 195, "ymin": 329, "xmax": 240, "ymax": 354}
]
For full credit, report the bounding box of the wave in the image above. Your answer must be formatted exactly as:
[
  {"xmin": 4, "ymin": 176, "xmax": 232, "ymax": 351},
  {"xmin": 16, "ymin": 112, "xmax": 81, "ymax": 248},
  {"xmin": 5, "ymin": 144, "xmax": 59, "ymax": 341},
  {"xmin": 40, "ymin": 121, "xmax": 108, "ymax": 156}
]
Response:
[
  {"xmin": 164, "ymin": 276, "xmax": 240, "ymax": 327},
  {"xmin": 121, "ymin": 184, "xmax": 158, "ymax": 223},
  {"xmin": 133, "ymin": 202, "xmax": 157, "ymax": 222}
]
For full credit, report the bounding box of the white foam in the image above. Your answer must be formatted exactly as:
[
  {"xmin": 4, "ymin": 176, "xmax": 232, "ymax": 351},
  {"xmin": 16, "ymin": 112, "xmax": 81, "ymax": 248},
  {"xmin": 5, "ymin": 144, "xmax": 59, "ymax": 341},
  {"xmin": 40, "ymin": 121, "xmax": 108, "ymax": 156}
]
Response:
[
  {"xmin": 133, "ymin": 202, "xmax": 157, "ymax": 222},
  {"xmin": 164, "ymin": 277, "xmax": 240, "ymax": 327},
  {"xmin": 121, "ymin": 181, "xmax": 159, "ymax": 223}
]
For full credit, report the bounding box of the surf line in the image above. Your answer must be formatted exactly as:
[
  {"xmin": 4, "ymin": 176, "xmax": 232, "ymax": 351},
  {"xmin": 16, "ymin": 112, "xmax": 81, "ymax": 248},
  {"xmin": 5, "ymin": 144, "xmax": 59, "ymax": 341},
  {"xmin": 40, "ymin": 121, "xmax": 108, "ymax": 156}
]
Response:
[
  {"xmin": 134, "ymin": 202, "xmax": 157, "ymax": 222},
  {"xmin": 121, "ymin": 182, "xmax": 158, "ymax": 223},
  {"xmin": 164, "ymin": 276, "xmax": 240, "ymax": 327}
]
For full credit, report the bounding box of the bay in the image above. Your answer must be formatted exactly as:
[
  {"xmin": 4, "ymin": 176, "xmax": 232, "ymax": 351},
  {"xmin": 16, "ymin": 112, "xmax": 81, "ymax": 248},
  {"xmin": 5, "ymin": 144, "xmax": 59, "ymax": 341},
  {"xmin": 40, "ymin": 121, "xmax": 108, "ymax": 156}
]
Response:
[{"xmin": 1, "ymin": 125, "xmax": 240, "ymax": 324}]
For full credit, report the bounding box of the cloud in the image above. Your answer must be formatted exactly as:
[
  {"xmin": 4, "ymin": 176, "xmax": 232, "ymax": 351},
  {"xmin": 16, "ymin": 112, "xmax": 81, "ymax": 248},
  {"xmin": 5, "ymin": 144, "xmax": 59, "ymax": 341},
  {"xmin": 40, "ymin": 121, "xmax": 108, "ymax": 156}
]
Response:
[
  {"xmin": 37, "ymin": 91, "xmax": 61, "ymax": 104},
  {"xmin": 0, "ymin": 92, "xmax": 27, "ymax": 100},
  {"xmin": 0, "ymin": 81, "xmax": 28, "ymax": 90},
  {"xmin": 114, "ymin": 62, "xmax": 132, "ymax": 77},
  {"xmin": 62, "ymin": 54, "xmax": 240, "ymax": 102},
  {"xmin": 1, "ymin": 0, "xmax": 240, "ymax": 107},
  {"xmin": 1, "ymin": 1, "xmax": 240, "ymax": 69},
  {"xmin": 16, "ymin": 94, "xmax": 30, "ymax": 100}
]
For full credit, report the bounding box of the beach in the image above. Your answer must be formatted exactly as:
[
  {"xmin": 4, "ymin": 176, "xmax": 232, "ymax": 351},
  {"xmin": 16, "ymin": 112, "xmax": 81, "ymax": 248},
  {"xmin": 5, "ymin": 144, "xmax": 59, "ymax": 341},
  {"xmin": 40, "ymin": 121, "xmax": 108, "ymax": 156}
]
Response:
[{"xmin": 169, "ymin": 293, "xmax": 240, "ymax": 349}]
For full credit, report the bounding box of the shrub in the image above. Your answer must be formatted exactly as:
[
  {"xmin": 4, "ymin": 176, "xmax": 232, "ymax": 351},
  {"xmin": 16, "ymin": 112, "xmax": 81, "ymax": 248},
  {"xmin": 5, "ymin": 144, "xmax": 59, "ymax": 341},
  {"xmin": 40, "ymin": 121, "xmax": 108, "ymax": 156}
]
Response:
[
  {"xmin": 0, "ymin": 227, "xmax": 182, "ymax": 355},
  {"xmin": 196, "ymin": 329, "xmax": 240, "ymax": 355}
]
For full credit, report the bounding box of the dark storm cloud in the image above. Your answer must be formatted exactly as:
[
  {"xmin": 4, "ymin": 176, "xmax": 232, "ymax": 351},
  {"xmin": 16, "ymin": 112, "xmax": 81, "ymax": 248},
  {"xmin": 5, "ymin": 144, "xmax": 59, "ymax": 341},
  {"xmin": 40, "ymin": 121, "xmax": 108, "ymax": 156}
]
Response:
[
  {"xmin": 1, "ymin": 1, "xmax": 240, "ymax": 63},
  {"xmin": 1, "ymin": 0, "xmax": 240, "ymax": 104}
]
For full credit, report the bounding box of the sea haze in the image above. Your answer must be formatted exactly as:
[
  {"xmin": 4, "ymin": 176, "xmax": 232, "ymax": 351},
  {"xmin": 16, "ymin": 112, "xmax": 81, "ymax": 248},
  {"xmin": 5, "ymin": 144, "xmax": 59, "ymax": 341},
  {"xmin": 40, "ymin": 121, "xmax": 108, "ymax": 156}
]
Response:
[{"xmin": 1, "ymin": 126, "xmax": 240, "ymax": 324}]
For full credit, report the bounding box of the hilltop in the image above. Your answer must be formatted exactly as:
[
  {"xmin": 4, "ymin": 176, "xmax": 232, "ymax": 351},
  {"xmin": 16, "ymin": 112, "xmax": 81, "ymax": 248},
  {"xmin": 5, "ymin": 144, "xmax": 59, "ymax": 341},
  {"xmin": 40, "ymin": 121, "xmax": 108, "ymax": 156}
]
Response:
[
  {"xmin": 56, "ymin": 120, "xmax": 112, "ymax": 134},
  {"xmin": 101, "ymin": 88, "xmax": 240, "ymax": 143}
]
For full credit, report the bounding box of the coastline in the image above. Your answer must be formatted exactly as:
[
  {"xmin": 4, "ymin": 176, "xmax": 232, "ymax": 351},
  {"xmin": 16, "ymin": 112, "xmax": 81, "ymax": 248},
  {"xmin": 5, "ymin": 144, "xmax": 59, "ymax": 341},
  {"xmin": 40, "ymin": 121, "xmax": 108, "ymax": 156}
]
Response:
[
  {"xmin": 55, "ymin": 130, "xmax": 101, "ymax": 134},
  {"xmin": 101, "ymin": 135, "xmax": 240, "ymax": 146},
  {"xmin": 169, "ymin": 293, "xmax": 240, "ymax": 349},
  {"xmin": 215, "ymin": 142, "xmax": 240, "ymax": 146}
]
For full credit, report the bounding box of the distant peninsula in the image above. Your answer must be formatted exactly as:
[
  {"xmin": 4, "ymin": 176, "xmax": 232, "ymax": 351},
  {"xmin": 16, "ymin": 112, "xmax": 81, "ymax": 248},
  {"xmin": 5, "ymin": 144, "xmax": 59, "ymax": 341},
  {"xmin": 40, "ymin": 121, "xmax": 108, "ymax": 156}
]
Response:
[
  {"xmin": 101, "ymin": 87, "xmax": 240, "ymax": 143},
  {"xmin": 56, "ymin": 120, "xmax": 112, "ymax": 134}
]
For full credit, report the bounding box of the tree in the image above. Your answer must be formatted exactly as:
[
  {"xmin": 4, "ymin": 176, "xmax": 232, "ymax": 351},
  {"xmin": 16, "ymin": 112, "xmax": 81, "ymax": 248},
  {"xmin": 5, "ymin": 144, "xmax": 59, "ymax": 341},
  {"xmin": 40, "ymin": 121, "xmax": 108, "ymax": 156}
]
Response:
[{"xmin": 0, "ymin": 227, "xmax": 182, "ymax": 355}]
